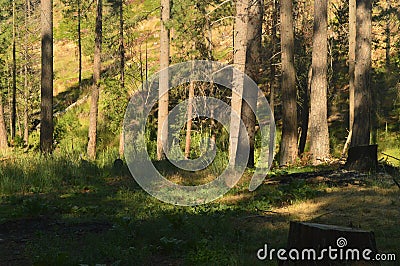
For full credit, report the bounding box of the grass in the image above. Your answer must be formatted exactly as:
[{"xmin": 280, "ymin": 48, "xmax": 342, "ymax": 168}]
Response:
[
  {"xmin": 378, "ymin": 130, "xmax": 400, "ymax": 167},
  {"xmin": 0, "ymin": 153, "xmax": 399, "ymax": 265}
]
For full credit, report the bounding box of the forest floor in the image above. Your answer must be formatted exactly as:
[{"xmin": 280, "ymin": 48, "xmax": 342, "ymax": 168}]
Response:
[{"xmin": 0, "ymin": 160, "xmax": 399, "ymax": 265}]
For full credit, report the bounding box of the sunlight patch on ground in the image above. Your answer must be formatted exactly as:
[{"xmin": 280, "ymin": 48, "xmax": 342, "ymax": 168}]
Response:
[
  {"xmin": 270, "ymin": 185, "xmax": 400, "ymax": 255},
  {"xmin": 217, "ymin": 193, "xmax": 253, "ymax": 204},
  {"xmin": 53, "ymin": 41, "xmax": 92, "ymax": 96}
]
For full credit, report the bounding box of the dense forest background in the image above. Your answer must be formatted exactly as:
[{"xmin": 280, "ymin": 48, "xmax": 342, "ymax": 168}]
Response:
[{"xmin": 0, "ymin": 0, "xmax": 399, "ymax": 165}]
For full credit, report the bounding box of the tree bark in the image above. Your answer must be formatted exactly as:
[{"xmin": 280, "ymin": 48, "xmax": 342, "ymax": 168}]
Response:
[
  {"xmin": 351, "ymin": 0, "xmax": 371, "ymax": 147},
  {"xmin": 87, "ymin": 0, "xmax": 102, "ymax": 159},
  {"xmin": 230, "ymin": 0, "xmax": 247, "ymax": 166},
  {"xmin": 119, "ymin": 0, "xmax": 125, "ymax": 90},
  {"xmin": 40, "ymin": 0, "xmax": 54, "ymax": 154},
  {"xmin": 241, "ymin": 0, "xmax": 263, "ymax": 168},
  {"xmin": 0, "ymin": 96, "xmax": 8, "ymax": 150},
  {"xmin": 385, "ymin": 0, "xmax": 391, "ymax": 69},
  {"xmin": 119, "ymin": 130, "xmax": 124, "ymax": 158},
  {"xmin": 78, "ymin": 0, "xmax": 82, "ymax": 89},
  {"xmin": 269, "ymin": 0, "xmax": 279, "ymax": 118},
  {"xmin": 299, "ymin": 67, "xmax": 311, "ymax": 155},
  {"xmin": 12, "ymin": 0, "xmax": 17, "ymax": 142},
  {"xmin": 157, "ymin": 0, "xmax": 170, "ymax": 160},
  {"xmin": 279, "ymin": 0, "xmax": 298, "ymax": 166},
  {"xmin": 308, "ymin": 0, "xmax": 330, "ymax": 164},
  {"xmin": 117, "ymin": 0, "xmax": 125, "ymax": 159},
  {"xmin": 24, "ymin": 0, "xmax": 30, "ymax": 145},
  {"xmin": 345, "ymin": 144, "xmax": 377, "ymax": 171},
  {"xmin": 184, "ymin": 81, "xmax": 195, "ymax": 159},
  {"xmin": 349, "ymin": 0, "xmax": 356, "ymax": 131},
  {"xmin": 230, "ymin": 0, "xmax": 262, "ymax": 168}
]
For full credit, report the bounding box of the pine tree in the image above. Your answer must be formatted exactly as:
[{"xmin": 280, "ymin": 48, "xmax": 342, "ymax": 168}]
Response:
[
  {"xmin": 87, "ymin": 0, "xmax": 103, "ymax": 159},
  {"xmin": 157, "ymin": 0, "xmax": 170, "ymax": 160},
  {"xmin": 279, "ymin": 0, "xmax": 298, "ymax": 165},
  {"xmin": 308, "ymin": 0, "xmax": 330, "ymax": 164},
  {"xmin": 351, "ymin": 0, "xmax": 372, "ymax": 147},
  {"xmin": 40, "ymin": 0, "xmax": 54, "ymax": 154}
]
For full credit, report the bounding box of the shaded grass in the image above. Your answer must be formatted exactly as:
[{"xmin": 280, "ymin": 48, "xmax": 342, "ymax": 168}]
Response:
[{"xmin": 0, "ymin": 154, "xmax": 398, "ymax": 265}]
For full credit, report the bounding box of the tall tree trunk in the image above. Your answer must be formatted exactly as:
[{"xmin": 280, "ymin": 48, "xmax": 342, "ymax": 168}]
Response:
[
  {"xmin": 78, "ymin": 0, "xmax": 82, "ymax": 89},
  {"xmin": 279, "ymin": 0, "xmax": 298, "ymax": 166},
  {"xmin": 269, "ymin": 0, "xmax": 279, "ymax": 160},
  {"xmin": 24, "ymin": 65, "xmax": 29, "ymax": 145},
  {"xmin": 87, "ymin": 0, "xmax": 102, "ymax": 159},
  {"xmin": 308, "ymin": 0, "xmax": 330, "ymax": 164},
  {"xmin": 157, "ymin": 0, "xmax": 170, "ymax": 160},
  {"xmin": 24, "ymin": 0, "xmax": 30, "ymax": 145},
  {"xmin": 385, "ymin": 0, "xmax": 391, "ymax": 69},
  {"xmin": 230, "ymin": 0, "xmax": 248, "ymax": 166},
  {"xmin": 241, "ymin": 0, "xmax": 263, "ymax": 168},
  {"xmin": 269, "ymin": 0, "xmax": 279, "ymax": 117},
  {"xmin": 230, "ymin": 0, "xmax": 262, "ymax": 168},
  {"xmin": 0, "ymin": 96, "xmax": 8, "ymax": 150},
  {"xmin": 299, "ymin": 66, "xmax": 311, "ymax": 155},
  {"xmin": 351, "ymin": 0, "xmax": 371, "ymax": 147},
  {"xmin": 349, "ymin": 0, "xmax": 356, "ymax": 131},
  {"xmin": 118, "ymin": 0, "xmax": 125, "ymax": 158},
  {"xmin": 145, "ymin": 41, "xmax": 148, "ymax": 86},
  {"xmin": 40, "ymin": 0, "xmax": 54, "ymax": 154},
  {"xmin": 12, "ymin": 0, "xmax": 17, "ymax": 143},
  {"xmin": 184, "ymin": 81, "xmax": 195, "ymax": 159},
  {"xmin": 119, "ymin": 130, "xmax": 124, "ymax": 158},
  {"xmin": 119, "ymin": 0, "xmax": 125, "ymax": 89}
]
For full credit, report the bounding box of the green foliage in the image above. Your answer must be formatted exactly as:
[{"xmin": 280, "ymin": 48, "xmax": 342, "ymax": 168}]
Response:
[
  {"xmin": 171, "ymin": 0, "xmax": 233, "ymax": 61},
  {"xmin": 100, "ymin": 77, "xmax": 128, "ymax": 134}
]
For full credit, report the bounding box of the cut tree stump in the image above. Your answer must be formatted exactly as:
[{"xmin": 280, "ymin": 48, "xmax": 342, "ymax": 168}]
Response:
[
  {"xmin": 345, "ymin": 145, "xmax": 378, "ymax": 171},
  {"xmin": 280, "ymin": 222, "xmax": 380, "ymax": 265}
]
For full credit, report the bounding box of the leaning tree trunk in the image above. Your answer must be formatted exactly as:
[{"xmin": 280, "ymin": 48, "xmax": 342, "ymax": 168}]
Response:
[
  {"xmin": 308, "ymin": 0, "xmax": 330, "ymax": 164},
  {"xmin": 351, "ymin": 0, "xmax": 371, "ymax": 147},
  {"xmin": 157, "ymin": 0, "xmax": 170, "ymax": 161},
  {"xmin": 279, "ymin": 0, "xmax": 298, "ymax": 166},
  {"xmin": 40, "ymin": 0, "xmax": 54, "ymax": 154},
  {"xmin": 87, "ymin": 0, "xmax": 102, "ymax": 160}
]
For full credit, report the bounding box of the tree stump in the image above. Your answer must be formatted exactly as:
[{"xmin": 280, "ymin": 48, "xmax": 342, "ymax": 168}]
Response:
[
  {"xmin": 345, "ymin": 145, "xmax": 378, "ymax": 171},
  {"xmin": 280, "ymin": 222, "xmax": 380, "ymax": 265}
]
